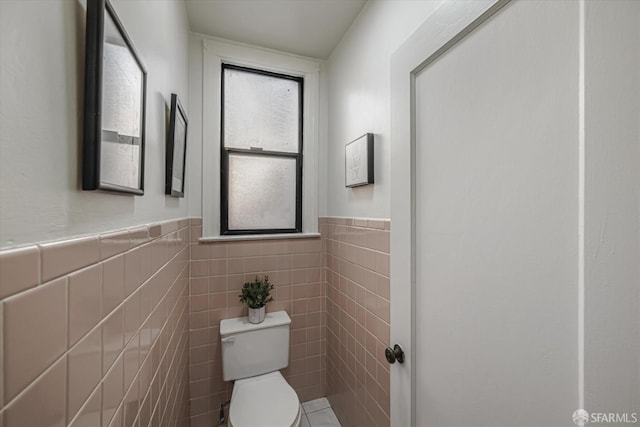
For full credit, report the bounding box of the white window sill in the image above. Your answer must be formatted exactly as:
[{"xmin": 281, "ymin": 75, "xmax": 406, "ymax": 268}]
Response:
[{"xmin": 199, "ymin": 232, "xmax": 321, "ymax": 243}]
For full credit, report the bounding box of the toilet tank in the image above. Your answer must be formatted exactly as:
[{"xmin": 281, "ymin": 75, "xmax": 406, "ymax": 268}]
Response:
[{"xmin": 220, "ymin": 310, "xmax": 291, "ymax": 381}]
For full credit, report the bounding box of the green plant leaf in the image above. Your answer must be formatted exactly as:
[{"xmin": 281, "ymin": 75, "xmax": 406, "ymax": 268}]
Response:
[{"xmin": 238, "ymin": 275, "xmax": 275, "ymax": 309}]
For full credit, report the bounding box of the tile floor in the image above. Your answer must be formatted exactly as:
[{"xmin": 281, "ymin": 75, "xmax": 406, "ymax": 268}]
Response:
[
  {"xmin": 301, "ymin": 398, "xmax": 341, "ymax": 427},
  {"xmin": 220, "ymin": 397, "xmax": 341, "ymax": 427}
]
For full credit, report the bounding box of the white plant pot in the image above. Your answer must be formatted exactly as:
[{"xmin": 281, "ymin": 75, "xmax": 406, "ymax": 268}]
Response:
[{"xmin": 248, "ymin": 306, "xmax": 266, "ymax": 324}]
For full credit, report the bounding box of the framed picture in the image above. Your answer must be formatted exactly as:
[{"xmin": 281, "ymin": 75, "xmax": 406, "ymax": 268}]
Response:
[
  {"xmin": 165, "ymin": 93, "xmax": 188, "ymax": 197},
  {"xmin": 82, "ymin": 0, "xmax": 147, "ymax": 195},
  {"xmin": 345, "ymin": 133, "xmax": 374, "ymax": 187}
]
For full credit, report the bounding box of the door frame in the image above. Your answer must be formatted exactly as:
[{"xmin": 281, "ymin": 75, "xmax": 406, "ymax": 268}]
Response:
[{"xmin": 389, "ymin": 1, "xmax": 510, "ymax": 425}]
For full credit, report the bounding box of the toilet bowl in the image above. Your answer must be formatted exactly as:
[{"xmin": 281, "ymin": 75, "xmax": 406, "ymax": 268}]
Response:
[
  {"xmin": 220, "ymin": 311, "xmax": 301, "ymax": 427},
  {"xmin": 228, "ymin": 371, "xmax": 301, "ymax": 427}
]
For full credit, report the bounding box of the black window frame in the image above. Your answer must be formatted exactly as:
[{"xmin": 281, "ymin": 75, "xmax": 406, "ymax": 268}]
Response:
[{"xmin": 220, "ymin": 63, "xmax": 304, "ymax": 235}]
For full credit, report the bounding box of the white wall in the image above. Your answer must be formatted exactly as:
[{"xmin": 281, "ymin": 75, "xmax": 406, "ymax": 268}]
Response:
[
  {"xmin": 189, "ymin": 0, "xmax": 445, "ymax": 222},
  {"xmin": 585, "ymin": 0, "xmax": 640, "ymax": 415},
  {"xmin": 324, "ymin": 0, "xmax": 444, "ymax": 219},
  {"xmin": 187, "ymin": 35, "xmax": 204, "ymax": 219},
  {"xmin": 0, "ymin": 0, "xmax": 190, "ymax": 249}
]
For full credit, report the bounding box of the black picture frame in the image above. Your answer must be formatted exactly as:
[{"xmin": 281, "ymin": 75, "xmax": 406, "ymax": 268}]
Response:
[
  {"xmin": 83, "ymin": 0, "xmax": 147, "ymax": 195},
  {"xmin": 345, "ymin": 133, "xmax": 374, "ymax": 187},
  {"xmin": 166, "ymin": 94, "xmax": 188, "ymax": 197}
]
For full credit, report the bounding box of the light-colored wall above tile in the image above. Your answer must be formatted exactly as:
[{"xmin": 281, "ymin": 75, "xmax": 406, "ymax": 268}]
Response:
[
  {"xmin": 0, "ymin": 0, "xmax": 190, "ymax": 250},
  {"xmin": 324, "ymin": 0, "xmax": 443, "ymax": 219}
]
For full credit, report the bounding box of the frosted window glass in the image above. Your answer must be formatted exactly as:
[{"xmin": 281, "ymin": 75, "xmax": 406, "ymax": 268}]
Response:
[
  {"xmin": 224, "ymin": 67, "xmax": 300, "ymax": 153},
  {"xmin": 228, "ymin": 154, "xmax": 297, "ymax": 230}
]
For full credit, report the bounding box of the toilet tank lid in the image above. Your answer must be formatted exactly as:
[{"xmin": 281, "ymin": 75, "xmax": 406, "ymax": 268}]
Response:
[{"xmin": 220, "ymin": 310, "xmax": 291, "ymax": 336}]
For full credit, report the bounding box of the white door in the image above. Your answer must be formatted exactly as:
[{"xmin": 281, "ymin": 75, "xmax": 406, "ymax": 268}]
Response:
[{"xmin": 390, "ymin": 1, "xmax": 583, "ymax": 425}]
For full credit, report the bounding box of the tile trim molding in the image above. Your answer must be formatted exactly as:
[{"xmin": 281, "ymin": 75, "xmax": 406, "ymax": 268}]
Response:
[{"xmin": 0, "ymin": 218, "xmax": 191, "ymax": 300}]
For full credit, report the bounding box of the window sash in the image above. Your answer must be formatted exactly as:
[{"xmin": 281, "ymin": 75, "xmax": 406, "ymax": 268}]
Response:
[{"xmin": 220, "ymin": 64, "xmax": 303, "ymax": 235}]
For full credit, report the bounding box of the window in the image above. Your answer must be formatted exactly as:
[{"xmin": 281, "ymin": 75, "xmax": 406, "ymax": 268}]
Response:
[
  {"xmin": 200, "ymin": 38, "xmax": 319, "ymax": 241},
  {"xmin": 221, "ymin": 65, "xmax": 303, "ymax": 234}
]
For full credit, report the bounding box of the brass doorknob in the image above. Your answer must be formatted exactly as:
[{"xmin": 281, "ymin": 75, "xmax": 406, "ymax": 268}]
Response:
[{"xmin": 385, "ymin": 344, "xmax": 405, "ymax": 364}]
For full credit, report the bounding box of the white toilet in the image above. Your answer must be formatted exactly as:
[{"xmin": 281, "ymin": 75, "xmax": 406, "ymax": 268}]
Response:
[{"xmin": 220, "ymin": 310, "xmax": 302, "ymax": 427}]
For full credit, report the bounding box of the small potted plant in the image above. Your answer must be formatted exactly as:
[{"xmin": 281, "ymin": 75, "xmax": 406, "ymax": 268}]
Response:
[{"xmin": 239, "ymin": 275, "xmax": 274, "ymax": 324}]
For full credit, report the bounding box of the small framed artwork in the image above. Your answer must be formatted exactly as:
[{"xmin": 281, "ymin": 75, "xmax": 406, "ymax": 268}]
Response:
[
  {"xmin": 165, "ymin": 93, "xmax": 188, "ymax": 197},
  {"xmin": 82, "ymin": 0, "xmax": 147, "ymax": 194},
  {"xmin": 345, "ymin": 133, "xmax": 374, "ymax": 187}
]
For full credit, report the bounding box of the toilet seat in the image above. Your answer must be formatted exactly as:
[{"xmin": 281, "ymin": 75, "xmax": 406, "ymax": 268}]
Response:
[{"xmin": 228, "ymin": 371, "xmax": 301, "ymax": 427}]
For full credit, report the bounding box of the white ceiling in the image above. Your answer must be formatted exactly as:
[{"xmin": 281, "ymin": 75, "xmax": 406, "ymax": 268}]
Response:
[{"xmin": 185, "ymin": 0, "xmax": 367, "ymax": 59}]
